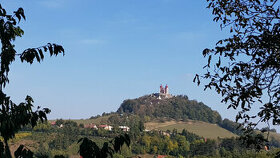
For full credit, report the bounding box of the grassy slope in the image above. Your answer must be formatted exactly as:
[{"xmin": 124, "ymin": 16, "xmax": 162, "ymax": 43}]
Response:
[
  {"xmin": 258, "ymin": 131, "xmax": 280, "ymax": 142},
  {"xmin": 269, "ymin": 132, "xmax": 280, "ymax": 141},
  {"xmin": 64, "ymin": 115, "xmax": 280, "ymax": 141},
  {"xmin": 69, "ymin": 115, "xmax": 112, "ymax": 125},
  {"xmin": 67, "ymin": 115, "xmax": 238, "ymax": 139},
  {"xmin": 145, "ymin": 120, "xmax": 237, "ymax": 139}
]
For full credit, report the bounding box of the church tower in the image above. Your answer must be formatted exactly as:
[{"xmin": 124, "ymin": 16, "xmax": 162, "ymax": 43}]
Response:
[
  {"xmin": 157, "ymin": 84, "xmax": 172, "ymax": 99},
  {"xmin": 165, "ymin": 84, "xmax": 169, "ymax": 94},
  {"xmin": 160, "ymin": 84, "xmax": 165, "ymax": 94}
]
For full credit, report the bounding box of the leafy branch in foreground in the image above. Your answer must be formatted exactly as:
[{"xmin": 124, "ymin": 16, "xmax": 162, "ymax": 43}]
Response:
[
  {"xmin": 78, "ymin": 134, "xmax": 130, "ymax": 158},
  {"xmin": 0, "ymin": 3, "xmax": 64, "ymax": 157},
  {"xmin": 195, "ymin": 0, "xmax": 280, "ymax": 129}
]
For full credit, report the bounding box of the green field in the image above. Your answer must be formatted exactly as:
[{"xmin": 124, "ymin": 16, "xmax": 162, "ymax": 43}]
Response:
[
  {"xmin": 61, "ymin": 115, "xmax": 112, "ymax": 125},
  {"xmin": 145, "ymin": 120, "xmax": 237, "ymax": 139}
]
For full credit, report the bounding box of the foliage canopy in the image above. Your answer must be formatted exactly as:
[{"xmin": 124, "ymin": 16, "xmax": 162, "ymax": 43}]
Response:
[
  {"xmin": 195, "ymin": 0, "xmax": 280, "ymax": 129},
  {"xmin": 0, "ymin": 3, "xmax": 64, "ymax": 157},
  {"xmin": 118, "ymin": 95, "xmax": 222, "ymax": 124},
  {"xmin": 78, "ymin": 134, "xmax": 130, "ymax": 158}
]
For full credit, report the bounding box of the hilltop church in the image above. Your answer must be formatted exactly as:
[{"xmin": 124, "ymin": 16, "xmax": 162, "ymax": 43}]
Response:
[{"xmin": 156, "ymin": 84, "xmax": 172, "ymax": 99}]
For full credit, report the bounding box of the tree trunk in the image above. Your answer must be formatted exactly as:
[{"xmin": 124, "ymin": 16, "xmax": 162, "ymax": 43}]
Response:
[{"xmin": 4, "ymin": 139, "xmax": 12, "ymax": 158}]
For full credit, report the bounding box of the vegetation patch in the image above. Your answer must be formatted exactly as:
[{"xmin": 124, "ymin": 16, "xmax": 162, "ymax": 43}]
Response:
[{"xmin": 145, "ymin": 120, "xmax": 237, "ymax": 139}]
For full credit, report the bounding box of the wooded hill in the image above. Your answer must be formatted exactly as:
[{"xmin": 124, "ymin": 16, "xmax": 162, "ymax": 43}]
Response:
[{"xmin": 117, "ymin": 94, "xmax": 222, "ymax": 124}]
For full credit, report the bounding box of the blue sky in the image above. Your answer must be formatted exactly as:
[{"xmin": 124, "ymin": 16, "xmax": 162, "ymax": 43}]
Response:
[{"xmin": 2, "ymin": 0, "xmax": 249, "ymax": 124}]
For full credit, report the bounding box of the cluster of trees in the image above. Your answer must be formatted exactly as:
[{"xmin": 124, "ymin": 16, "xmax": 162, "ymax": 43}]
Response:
[
  {"xmin": 132, "ymin": 129, "xmax": 200, "ymax": 157},
  {"xmin": 107, "ymin": 114, "xmax": 144, "ymax": 137},
  {"xmin": 116, "ymin": 95, "xmax": 253, "ymax": 137},
  {"xmin": 132, "ymin": 128, "xmax": 280, "ymax": 158},
  {"xmin": 219, "ymin": 119, "xmax": 244, "ymax": 135},
  {"xmin": 117, "ymin": 95, "xmax": 222, "ymax": 124},
  {"xmin": 19, "ymin": 120, "xmax": 131, "ymax": 157},
  {"xmin": 16, "ymin": 119, "xmax": 280, "ymax": 158}
]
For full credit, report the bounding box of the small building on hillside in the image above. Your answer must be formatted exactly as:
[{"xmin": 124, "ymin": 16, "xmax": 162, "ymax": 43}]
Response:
[
  {"xmin": 99, "ymin": 124, "xmax": 113, "ymax": 131},
  {"xmin": 119, "ymin": 126, "xmax": 130, "ymax": 132},
  {"xmin": 84, "ymin": 123, "xmax": 98, "ymax": 129},
  {"xmin": 161, "ymin": 131, "xmax": 170, "ymax": 137}
]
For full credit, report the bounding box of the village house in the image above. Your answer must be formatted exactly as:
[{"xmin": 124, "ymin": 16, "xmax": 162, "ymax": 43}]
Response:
[
  {"xmin": 119, "ymin": 126, "xmax": 130, "ymax": 132},
  {"xmin": 84, "ymin": 123, "xmax": 98, "ymax": 129},
  {"xmin": 50, "ymin": 121, "xmax": 56, "ymax": 126},
  {"xmin": 99, "ymin": 124, "xmax": 113, "ymax": 131},
  {"xmin": 161, "ymin": 131, "xmax": 170, "ymax": 137}
]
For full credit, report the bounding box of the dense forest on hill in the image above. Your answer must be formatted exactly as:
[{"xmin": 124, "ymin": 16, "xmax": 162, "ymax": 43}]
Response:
[{"xmin": 117, "ymin": 95, "xmax": 222, "ymax": 124}]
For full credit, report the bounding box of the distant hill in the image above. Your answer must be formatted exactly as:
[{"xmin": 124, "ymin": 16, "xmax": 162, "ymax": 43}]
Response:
[{"xmin": 117, "ymin": 94, "xmax": 222, "ymax": 124}]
